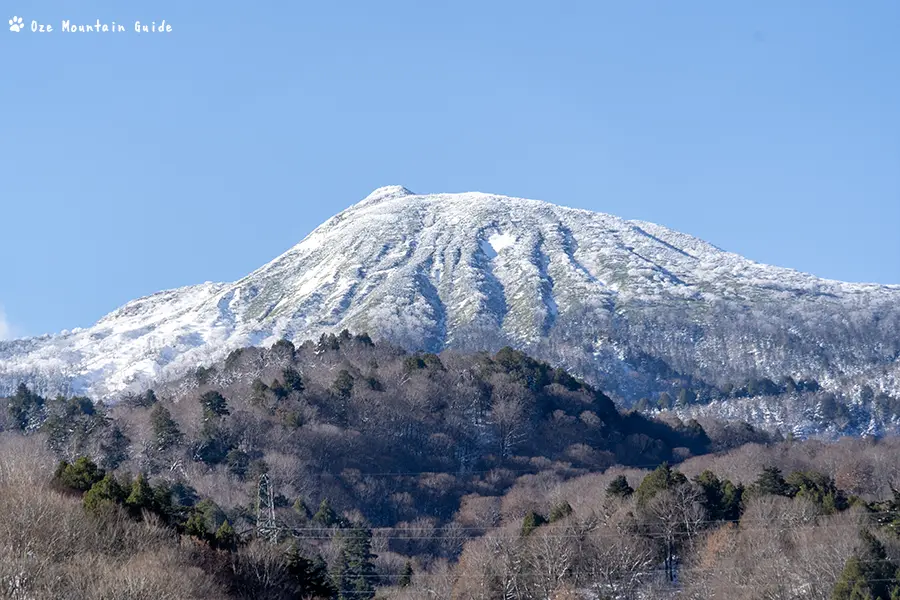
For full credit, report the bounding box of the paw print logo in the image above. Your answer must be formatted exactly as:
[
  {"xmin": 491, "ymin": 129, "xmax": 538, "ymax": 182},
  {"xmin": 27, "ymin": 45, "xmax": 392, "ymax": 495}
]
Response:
[{"xmin": 9, "ymin": 16, "xmax": 24, "ymax": 32}]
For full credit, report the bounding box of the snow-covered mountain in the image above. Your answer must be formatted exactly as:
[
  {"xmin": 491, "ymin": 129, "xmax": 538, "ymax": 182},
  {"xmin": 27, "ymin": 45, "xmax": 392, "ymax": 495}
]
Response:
[{"xmin": 2, "ymin": 186, "xmax": 899, "ymax": 408}]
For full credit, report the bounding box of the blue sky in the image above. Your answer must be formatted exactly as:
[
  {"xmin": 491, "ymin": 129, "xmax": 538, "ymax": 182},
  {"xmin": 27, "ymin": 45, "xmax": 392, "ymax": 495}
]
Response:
[{"xmin": 1, "ymin": 1, "xmax": 898, "ymax": 338}]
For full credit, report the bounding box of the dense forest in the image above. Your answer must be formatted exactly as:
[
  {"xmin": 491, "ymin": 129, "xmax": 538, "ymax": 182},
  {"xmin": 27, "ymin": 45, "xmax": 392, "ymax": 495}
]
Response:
[
  {"xmin": 2, "ymin": 333, "xmax": 899, "ymax": 598},
  {"xmin": 623, "ymin": 355, "xmax": 900, "ymax": 439}
]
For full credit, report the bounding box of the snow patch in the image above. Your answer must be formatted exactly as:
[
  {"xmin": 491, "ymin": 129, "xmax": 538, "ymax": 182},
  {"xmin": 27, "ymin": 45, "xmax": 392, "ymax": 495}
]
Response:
[
  {"xmin": 481, "ymin": 232, "xmax": 516, "ymax": 258},
  {"xmin": 295, "ymin": 232, "xmax": 323, "ymax": 253},
  {"xmin": 488, "ymin": 232, "xmax": 516, "ymax": 254}
]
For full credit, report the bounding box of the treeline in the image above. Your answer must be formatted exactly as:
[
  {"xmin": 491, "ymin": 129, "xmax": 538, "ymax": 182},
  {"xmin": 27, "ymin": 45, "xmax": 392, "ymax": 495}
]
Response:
[
  {"xmin": 402, "ymin": 438, "xmax": 900, "ymax": 599},
  {"xmin": 2, "ymin": 332, "xmax": 842, "ymax": 599},
  {"xmin": 0, "ymin": 435, "xmax": 342, "ymax": 599},
  {"xmin": 635, "ymin": 374, "xmax": 823, "ymax": 412},
  {"xmin": 627, "ymin": 367, "xmax": 900, "ymax": 437},
  {"xmin": 5, "ymin": 433, "xmax": 900, "ymax": 597},
  {"xmin": 1, "ymin": 334, "xmax": 729, "ymax": 528}
]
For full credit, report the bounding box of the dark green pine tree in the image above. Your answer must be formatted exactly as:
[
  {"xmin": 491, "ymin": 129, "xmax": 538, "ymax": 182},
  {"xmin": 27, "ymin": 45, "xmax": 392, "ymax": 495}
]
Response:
[
  {"xmin": 293, "ymin": 497, "xmax": 310, "ymax": 521},
  {"xmin": 139, "ymin": 389, "xmax": 159, "ymax": 407},
  {"xmin": 54, "ymin": 456, "xmax": 105, "ymax": 492},
  {"xmin": 226, "ymin": 449, "xmax": 250, "ymax": 479},
  {"xmin": 271, "ymin": 338, "xmax": 296, "ymax": 359},
  {"xmin": 398, "ymin": 560, "xmax": 413, "ymax": 587},
  {"xmin": 8, "ymin": 383, "xmax": 45, "ymax": 431},
  {"xmin": 832, "ymin": 556, "xmax": 875, "ymax": 600},
  {"xmin": 332, "ymin": 370, "xmax": 354, "ymax": 399},
  {"xmin": 605, "ymin": 475, "xmax": 634, "ymax": 499},
  {"xmin": 149, "ymin": 404, "xmax": 183, "ymax": 451},
  {"xmin": 751, "ymin": 466, "xmax": 794, "ymax": 498},
  {"xmin": 833, "ymin": 530, "xmax": 900, "ymax": 600},
  {"xmin": 83, "ymin": 473, "xmax": 126, "ymax": 515},
  {"xmin": 332, "ymin": 526, "xmax": 377, "ymax": 600},
  {"xmin": 126, "ymin": 473, "xmax": 155, "ymax": 514},
  {"xmin": 677, "ymin": 388, "xmax": 697, "ymax": 408},
  {"xmin": 184, "ymin": 511, "xmax": 209, "ymax": 540},
  {"xmin": 199, "ymin": 390, "xmax": 230, "ymax": 419},
  {"xmin": 786, "ymin": 470, "xmax": 848, "ymax": 514},
  {"xmin": 282, "ymin": 367, "xmax": 305, "ymax": 393},
  {"xmin": 196, "ymin": 417, "xmax": 232, "ymax": 465},
  {"xmin": 694, "ymin": 470, "xmax": 743, "ymax": 521},
  {"xmin": 331, "ymin": 546, "xmax": 351, "ymax": 598},
  {"xmin": 214, "ymin": 520, "xmax": 237, "ymax": 551},
  {"xmin": 719, "ymin": 479, "xmax": 744, "ymax": 521},
  {"xmin": 150, "ymin": 481, "xmax": 180, "ymax": 524},
  {"xmin": 99, "ymin": 424, "xmax": 131, "ymax": 470},
  {"xmin": 286, "ymin": 545, "xmax": 334, "ymax": 598},
  {"xmin": 548, "ymin": 501, "xmax": 573, "ymax": 523},
  {"xmin": 316, "ymin": 333, "xmax": 340, "ymax": 352},
  {"xmin": 313, "ymin": 498, "xmax": 338, "ymax": 527},
  {"xmin": 250, "ymin": 378, "xmax": 269, "ymax": 405},
  {"xmin": 521, "ymin": 511, "xmax": 546, "ymax": 536},
  {"xmin": 185, "ymin": 499, "xmax": 226, "ymax": 542},
  {"xmin": 634, "ymin": 462, "xmax": 687, "ymax": 505}
]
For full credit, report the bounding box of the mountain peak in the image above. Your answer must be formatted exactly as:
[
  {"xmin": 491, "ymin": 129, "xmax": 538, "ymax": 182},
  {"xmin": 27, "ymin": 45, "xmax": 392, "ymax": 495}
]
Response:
[
  {"xmin": 358, "ymin": 185, "xmax": 415, "ymax": 206},
  {"xmin": 2, "ymin": 187, "xmax": 899, "ymax": 432}
]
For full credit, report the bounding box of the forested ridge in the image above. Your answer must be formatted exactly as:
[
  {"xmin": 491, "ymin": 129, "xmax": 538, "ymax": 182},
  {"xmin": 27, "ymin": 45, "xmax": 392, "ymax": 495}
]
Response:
[{"xmin": 2, "ymin": 332, "xmax": 898, "ymax": 599}]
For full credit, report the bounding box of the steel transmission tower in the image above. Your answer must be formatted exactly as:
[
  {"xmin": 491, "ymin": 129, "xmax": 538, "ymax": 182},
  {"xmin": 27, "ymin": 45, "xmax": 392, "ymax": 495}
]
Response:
[{"xmin": 256, "ymin": 473, "xmax": 278, "ymax": 542}]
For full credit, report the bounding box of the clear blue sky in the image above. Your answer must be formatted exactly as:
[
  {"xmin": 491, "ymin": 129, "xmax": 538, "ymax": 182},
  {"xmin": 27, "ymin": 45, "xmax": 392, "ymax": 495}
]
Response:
[{"xmin": 1, "ymin": 1, "xmax": 898, "ymax": 338}]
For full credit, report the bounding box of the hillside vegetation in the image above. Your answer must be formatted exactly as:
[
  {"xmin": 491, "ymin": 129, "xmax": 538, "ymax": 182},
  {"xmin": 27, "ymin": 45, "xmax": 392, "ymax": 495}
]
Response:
[{"xmin": 5, "ymin": 334, "xmax": 900, "ymax": 598}]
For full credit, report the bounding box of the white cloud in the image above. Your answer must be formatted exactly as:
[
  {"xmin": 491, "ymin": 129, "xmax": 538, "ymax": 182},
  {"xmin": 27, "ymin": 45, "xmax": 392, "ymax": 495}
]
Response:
[{"xmin": 0, "ymin": 307, "xmax": 12, "ymax": 341}]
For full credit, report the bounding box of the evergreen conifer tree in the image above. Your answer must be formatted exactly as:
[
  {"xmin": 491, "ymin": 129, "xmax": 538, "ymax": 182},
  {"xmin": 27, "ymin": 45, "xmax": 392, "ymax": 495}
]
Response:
[
  {"xmin": 521, "ymin": 511, "xmax": 546, "ymax": 536},
  {"xmin": 635, "ymin": 462, "xmax": 687, "ymax": 505},
  {"xmin": 54, "ymin": 457, "xmax": 104, "ymax": 492},
  {"xmin": 332, "ymin": 370, "xmax": 354, "ymax": 399},
  {"xmin": 185, "ymin": 511, "xmax": 209, "ymax": 539},
  {"xmin": 272, "ymin": 338, "xmax": 296, "ymax": 359},
  {"xmin": 332, "ymin": 526, "xmax": 376, "ymax": 600},
  {"xmin": 313, "ymin": 498, "xmax": 338, "ymax": 527},
  {"xmin": 226, "ymin": 449, "xmax": 250, "ymax": 479},
  {"xmin": 126, "ymin": 473, "xmax": 155, "ymax": 513},
  {"xmin": 287, "ymin": 545, "xmax": 335, "ymax": 598},
  {"xmin": 282, "ymin": 367, "xmax": 305, "ymax": 393},
  {"xmin": 8, "ymin": 383, "xmax": 45, "ymax": 431},
  {"xmin": 751, "ymin": 466, "xmax": 794, "ymax": 498},
  {"xmin": 833, "ymin": 530, "xmax": 900, "ymax": 600},
  {"xmin": 83, "ymin": 473, "xmax": 125, "ymax": 515},
  {"xmin": 149, "ymin": 404, "xmax": 183, "ymax": 451},
  {"xmin": 399, "ymin": 560, "xmax": 413, "ymax": 587},
  {"xmin": 606, "ymin": 475, "xmax": 634, "ymax": 498},
  {"xmin": 549, "ymin": 501, "xmax": 573, "ymax": 522},
  {"xmin": 677, "ymin": 388, "xmax": 696, "ymax": 408},
  {"xmin": 199, "ymin": 390, "xmax": 230, "ymax": 419},
  {"xmin": 214, "ymin": 520, "xmax": 237, "ymax": 551},
  {"xmin": 99, "ymin": 424, "xmax": 131, "ymax": 470}
]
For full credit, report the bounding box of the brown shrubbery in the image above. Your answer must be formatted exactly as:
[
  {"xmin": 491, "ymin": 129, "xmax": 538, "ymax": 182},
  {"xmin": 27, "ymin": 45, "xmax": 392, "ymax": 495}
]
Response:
[{"xmin": 0, "ymin": 435, "xmax": 224, "ymax": 599}]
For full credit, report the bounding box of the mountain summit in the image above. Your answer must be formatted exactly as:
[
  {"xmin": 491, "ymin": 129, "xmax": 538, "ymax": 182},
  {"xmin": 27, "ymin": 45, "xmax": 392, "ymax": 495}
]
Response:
[{"xmin": 2, "ymin": 187, "xmax": 898, "ymax": 407}]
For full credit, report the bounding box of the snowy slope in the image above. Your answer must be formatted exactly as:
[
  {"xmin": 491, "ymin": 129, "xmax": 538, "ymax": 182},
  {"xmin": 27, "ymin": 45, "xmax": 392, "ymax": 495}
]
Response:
[{"xmin": 1, "ymin": 186, "xmax": 898, "ymax": 406}]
